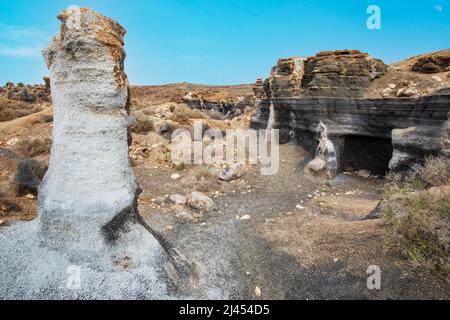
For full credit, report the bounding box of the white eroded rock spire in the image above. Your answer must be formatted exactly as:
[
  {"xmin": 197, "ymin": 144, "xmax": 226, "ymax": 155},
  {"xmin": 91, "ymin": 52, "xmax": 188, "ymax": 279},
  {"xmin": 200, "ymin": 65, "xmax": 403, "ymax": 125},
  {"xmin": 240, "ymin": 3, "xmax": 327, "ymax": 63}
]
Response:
[
  {"xmin": 39, "ymin": 7, "xmax": 137, "ymax": 254},
  {"xmin": 0, "ymin": 8, "xmax": 198, "ymax": 299}
]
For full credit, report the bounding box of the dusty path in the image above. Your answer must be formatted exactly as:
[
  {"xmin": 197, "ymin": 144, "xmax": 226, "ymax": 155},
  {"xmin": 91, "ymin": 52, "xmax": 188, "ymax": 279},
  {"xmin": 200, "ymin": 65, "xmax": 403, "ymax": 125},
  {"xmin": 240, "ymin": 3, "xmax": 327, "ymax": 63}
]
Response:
[{"xmin": 138, "ymin": 145, "xmax": 449, "ymax": 299}]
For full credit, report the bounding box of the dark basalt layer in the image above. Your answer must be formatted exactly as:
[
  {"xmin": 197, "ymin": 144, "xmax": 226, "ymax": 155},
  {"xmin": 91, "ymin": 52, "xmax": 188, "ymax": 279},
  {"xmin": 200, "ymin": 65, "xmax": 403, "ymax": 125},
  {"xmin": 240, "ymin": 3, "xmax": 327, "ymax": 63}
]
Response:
[{"xmin": 251, "ymin": 95, "xmax": 450, "ymax": 173}]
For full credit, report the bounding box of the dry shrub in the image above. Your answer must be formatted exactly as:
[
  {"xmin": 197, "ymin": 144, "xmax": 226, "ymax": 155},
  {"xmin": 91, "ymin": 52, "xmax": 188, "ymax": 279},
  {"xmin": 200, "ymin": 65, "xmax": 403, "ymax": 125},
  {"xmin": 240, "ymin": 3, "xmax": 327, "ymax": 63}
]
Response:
[
  {"xmin": 170, "ymin": 104, "xmax": 205, "ymax": 125},
  {"xmin": 195, "ymin": 165, "xmax": 211, "ymax": 179},
  {"xmin": 418, "ymin": 156, "xmax": 450, "ymax": 187},
  {"xmin": 131, "ymin": 113, "xmax": 154, "ymax": 134},
  {"xmin": 382, "ymin": 156, "xmax": 450, "ymax": 278},
  {"xmin": 0, "ymin": 198, "xmax": 21, "ymax": 216},
  {"xmin": 173, "ymin": 161, "xmax": 186, "ymax": 171},
  {"xmin": 13, "ymin": 138, "xmax": 52, "ymax": 158}
]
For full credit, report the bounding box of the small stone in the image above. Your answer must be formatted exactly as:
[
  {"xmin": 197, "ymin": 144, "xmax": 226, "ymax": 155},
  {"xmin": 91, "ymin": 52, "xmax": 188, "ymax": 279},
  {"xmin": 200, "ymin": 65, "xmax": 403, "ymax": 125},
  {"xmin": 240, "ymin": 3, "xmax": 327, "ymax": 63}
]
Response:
[
  {"xmin": 171, "ymin": 173, "xmax": 181, "ymax": 180},
  {"xmin": 25, "ymin": 194, "xmax": 35, "ymax": 199},
  {"xmin": 187, "ymin": 191, "xmax": 215, "ymax": 212},
  {"xmin": 240, "ymin": 214, "xmax": 251, "ymax": 220},
  {"xmin": 296, "ymin": 205, "xmax": 305, "ymax": 210},
  {"xmin": 175, "ymin": 212, "xmax": 194, "ymax": 223},
  {"xmin": 169, "ymin": 194, "xmax": 187, "ymax": 205},
  {"xmin": 357, "ymin": 170, "xmax": 371, "ymax": 178},
  {"xmin": 254, "ymin": 286, "xmax": 262, "ymax": 298},
  {"xmin": 333, "ymin": 258, "xmax": 339, "ymax": 263},
  {"xmin": 217, "ymin": 163, "xmax": 245, "ymax": 181},
  {"xmin": 305, "ymin": 158, "xmax": 326, "ymax": 173},
  {"xmin": 388, "ymin": 83, "xmax": 396, "ymax": 89}
]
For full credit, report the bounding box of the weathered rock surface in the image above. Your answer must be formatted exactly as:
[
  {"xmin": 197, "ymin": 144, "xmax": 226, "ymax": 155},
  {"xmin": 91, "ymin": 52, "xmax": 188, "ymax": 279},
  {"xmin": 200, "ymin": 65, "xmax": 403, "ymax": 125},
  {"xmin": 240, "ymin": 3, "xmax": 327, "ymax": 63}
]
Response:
[
  {"xmin": 0, "ymin": 8, "xmax": 197, "ymax": 299},
  {"xmin": 252, "ymin": 78, "xmax": 265, "ymax": 98},
  {"xmin": 216, "ymin": 163, "xmax": 245, "ymax": 181},
  {"xmin": 183, "ymin": 91, "xmax": 252, "ymax": 118},
  {"xmin": 170, "ymin": 193, "xmax": 187, "ymax": 205},
  {"xmin": 411, "ymin": 50, "xmax": 450, "ymax": 73},
  {"xmin": 2, "ymin": 82, "xmax": 51, "ymax": 104},
  {"xmin": 263, "ymin": 57, "xmax": 305, "ymax": 98},
  {"xmin": 187, "ymin": 191, "xmax": 215, "ymax": 212},
  {"xmin": 300, "ymin": 50, "xmax": 386, "ymax": 98}
]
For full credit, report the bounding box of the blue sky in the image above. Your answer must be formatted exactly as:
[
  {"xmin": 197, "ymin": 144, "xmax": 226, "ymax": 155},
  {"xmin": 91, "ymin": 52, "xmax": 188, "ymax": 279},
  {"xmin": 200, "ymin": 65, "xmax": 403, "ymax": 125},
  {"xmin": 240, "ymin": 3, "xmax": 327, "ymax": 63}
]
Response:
[{"xmin": 0, "ymin": 0, "xmax": 449, "ymax": 85}]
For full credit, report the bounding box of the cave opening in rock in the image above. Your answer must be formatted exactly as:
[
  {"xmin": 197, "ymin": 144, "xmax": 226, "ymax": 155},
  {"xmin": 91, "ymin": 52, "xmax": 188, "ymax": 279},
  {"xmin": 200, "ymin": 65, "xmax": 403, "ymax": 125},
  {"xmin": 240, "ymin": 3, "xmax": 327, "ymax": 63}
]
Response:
[{"xmin": 342, "ymin": 135, "xmax": 393, "ymax": 175}]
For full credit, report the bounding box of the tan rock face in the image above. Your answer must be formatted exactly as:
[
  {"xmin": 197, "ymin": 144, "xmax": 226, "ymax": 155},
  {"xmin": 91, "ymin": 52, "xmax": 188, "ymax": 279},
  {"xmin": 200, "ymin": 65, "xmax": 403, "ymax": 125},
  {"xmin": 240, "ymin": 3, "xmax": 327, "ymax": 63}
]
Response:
[
  {"xmin": 260, "ymin": 50, "xmax": 387, "ymax": 99},
  {"xmin": 301, "ymin": 50, "xmax": 387, "ymax": 98},
  {"xmin": 412, "ymin": 51, "xmax": 450, "ymax": 74},
  {"xmin": 252, "ymin": 78, "xmax": 265, "ymax": 98},
  {"xmin": 263, "ymin": 57, "xmax": 306, "ymax": 98}
]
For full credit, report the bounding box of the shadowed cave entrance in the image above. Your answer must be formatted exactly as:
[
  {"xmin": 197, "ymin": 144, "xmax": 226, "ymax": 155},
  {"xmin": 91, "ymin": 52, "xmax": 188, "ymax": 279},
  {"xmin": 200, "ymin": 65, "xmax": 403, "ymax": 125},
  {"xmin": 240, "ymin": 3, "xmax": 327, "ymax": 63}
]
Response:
[{"xmin": 341, "ymin": 135, "xmax": 393, "ymax": 175}]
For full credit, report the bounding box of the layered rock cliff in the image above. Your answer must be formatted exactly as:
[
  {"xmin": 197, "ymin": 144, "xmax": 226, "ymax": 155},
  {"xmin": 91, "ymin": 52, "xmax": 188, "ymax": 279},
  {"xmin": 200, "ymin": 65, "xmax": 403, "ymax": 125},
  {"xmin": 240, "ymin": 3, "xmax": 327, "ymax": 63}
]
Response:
[{"xmin": 251, "ymin": 50, "xmax": 450, "ymax": 175}]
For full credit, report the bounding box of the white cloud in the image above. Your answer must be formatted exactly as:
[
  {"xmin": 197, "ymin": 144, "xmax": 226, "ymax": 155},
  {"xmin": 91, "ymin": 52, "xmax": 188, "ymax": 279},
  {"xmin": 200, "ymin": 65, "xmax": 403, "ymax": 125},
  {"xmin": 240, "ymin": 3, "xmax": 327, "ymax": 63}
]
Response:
[
  {"xmin": 0, "ymin": 25, "xmax": 49, "ymax": 58},
  {"xmin": 0, "ymin": 45, "xmax": 43, "ymax": 58},
  {"xmin": 434, "ymin": 5, "xmax": 443, "ymax": 12}
]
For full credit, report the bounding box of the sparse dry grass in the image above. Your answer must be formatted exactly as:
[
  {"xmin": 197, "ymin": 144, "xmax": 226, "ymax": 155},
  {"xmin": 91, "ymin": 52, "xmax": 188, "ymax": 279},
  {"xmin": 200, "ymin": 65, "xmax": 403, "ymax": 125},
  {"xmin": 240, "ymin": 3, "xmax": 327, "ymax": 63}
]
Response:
[
  {"xmin": 418, "ymin": 156, "xmax": 450, "ymax": 187},
  {"xmin": 195, "ymin": 165, "xmax": 211, "ymax": 179},
  {"xmin": 13, "ymin": 137, "xmax": 52, "ymax": 158},
  {"xmin": 131, "ymin": 113, "xmax": 154, "ymax": 134},
  {"xmin": 382, "ymin": 156, "xmax": 450, "ymax": 279},
  {"xmin": 170, "ymin": 104, "xmax": 206, "ymax": 125}
]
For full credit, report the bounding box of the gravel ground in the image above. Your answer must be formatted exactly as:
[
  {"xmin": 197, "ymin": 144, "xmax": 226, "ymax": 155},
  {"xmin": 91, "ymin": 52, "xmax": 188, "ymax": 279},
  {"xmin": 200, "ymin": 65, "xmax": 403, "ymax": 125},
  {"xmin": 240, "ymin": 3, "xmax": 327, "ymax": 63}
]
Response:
[{"xmin": 138, "ymin": 144, "xmax": 450, "ymax": 299}]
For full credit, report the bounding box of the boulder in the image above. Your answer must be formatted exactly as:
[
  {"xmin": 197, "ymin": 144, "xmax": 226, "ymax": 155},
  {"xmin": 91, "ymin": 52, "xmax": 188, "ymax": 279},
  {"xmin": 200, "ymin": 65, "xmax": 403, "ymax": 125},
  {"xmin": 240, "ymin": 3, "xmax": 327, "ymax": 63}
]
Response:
[
  {"xmin": 156, "ymin": 120, "xmax": 177, "ymax": 139},
  {"xmin": 187, "ymin": 191, "xmax": 215, "ymax": 212},
  {"xmin": 170, "ymin": 194, "xmax": 187, "ymax": 205},
  {"xmin": 305, "ymin": 158, "xmax": 326, "ymax": 173},
  {"xmin": 389, "ymin": 127, "xmax": 446, "ymax": 172},
  {"xmin": 217, "ymin": 163, "xmax": 245, "ymax": 181}
]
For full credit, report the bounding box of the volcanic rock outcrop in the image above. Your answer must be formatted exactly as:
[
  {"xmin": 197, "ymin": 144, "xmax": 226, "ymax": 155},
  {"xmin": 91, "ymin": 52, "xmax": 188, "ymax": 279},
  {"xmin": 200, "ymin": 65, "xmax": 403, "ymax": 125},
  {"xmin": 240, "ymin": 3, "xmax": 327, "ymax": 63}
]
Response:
[
  {"xmin": 411, "ymin": 50, "xmax": 450, "ymax": 74},
  {"xmin": 251, "ymin": 50, "xmax": 450, "ymax": 176},
  {"xmin": 182, "ymin": 91, "xmax": 252, "ymax": 118},
  {"xmin": 263, "ymin": 57, "xmax": 305, "ymax": 98},
  {"xmin": 301, "ymin": 50, "xmax": 386, "ymax": 98},
  {"xmin": 0, "ymin": 8, "xmax": 196, "ymax": 299}
]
